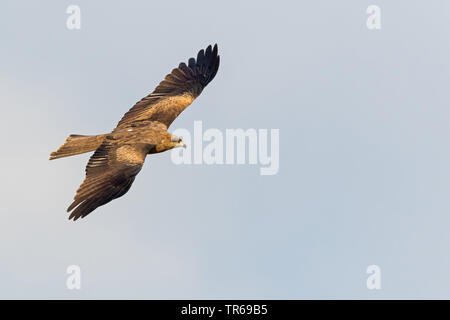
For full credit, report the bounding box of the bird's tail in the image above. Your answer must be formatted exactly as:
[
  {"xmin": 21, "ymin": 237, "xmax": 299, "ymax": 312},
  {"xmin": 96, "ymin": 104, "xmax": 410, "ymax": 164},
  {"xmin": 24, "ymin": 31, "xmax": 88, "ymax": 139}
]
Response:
[{"xmin": 49, "ymin": 134, "xmax": 108, "ymax": 160}]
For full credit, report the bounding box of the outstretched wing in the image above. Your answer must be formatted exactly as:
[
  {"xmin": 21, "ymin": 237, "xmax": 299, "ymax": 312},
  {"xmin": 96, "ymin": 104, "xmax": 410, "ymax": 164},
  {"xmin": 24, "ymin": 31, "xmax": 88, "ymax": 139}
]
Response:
[
  {"xmin": 67, "ymin": 136, "xmax": 154, "ymax": 221},
  {"xmin": 116, "ymin": 44, "xmax": 220, "ymax": 129}
]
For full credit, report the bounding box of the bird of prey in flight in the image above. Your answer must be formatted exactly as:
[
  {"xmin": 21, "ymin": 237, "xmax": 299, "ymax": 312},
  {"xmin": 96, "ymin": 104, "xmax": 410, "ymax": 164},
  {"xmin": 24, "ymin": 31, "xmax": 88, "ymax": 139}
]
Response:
[{"xmin": 50, "ymin": 44, "xmax": 220, "ymax": 221}]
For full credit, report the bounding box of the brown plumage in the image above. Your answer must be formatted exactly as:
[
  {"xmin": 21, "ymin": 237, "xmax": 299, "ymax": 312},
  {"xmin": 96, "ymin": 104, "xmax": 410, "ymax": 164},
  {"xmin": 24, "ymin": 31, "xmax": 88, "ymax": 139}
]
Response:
[{"xmin": 50, "ymin": 45, "xmax": 220, "ymax": 220}]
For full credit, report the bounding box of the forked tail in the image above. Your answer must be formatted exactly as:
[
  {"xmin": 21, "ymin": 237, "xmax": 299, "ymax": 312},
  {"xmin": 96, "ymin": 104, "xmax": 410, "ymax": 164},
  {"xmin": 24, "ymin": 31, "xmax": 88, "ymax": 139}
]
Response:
[{"xmin": 49, "ymin": 134, "xmax": 108, "ymax": 160}]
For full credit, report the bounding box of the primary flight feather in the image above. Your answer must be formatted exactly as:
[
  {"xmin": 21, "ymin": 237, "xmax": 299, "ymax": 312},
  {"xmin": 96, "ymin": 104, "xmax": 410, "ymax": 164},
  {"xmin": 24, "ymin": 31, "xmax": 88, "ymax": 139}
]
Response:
[{"xmin": 50, "ymin": 44, "xmax": 220, "ymax": 220}]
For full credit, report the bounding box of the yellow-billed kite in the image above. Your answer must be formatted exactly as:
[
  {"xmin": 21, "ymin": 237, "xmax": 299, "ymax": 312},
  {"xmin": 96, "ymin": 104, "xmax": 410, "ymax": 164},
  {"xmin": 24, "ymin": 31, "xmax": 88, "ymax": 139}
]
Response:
[{"xmin": 50, "ymin": 44, "xmax": 220, "ymax": 220}]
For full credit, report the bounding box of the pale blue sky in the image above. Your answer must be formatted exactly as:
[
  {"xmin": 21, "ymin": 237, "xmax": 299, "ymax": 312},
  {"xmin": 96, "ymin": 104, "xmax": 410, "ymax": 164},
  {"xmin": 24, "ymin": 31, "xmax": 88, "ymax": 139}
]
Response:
[{"xmin": 1, "ymin": 0, "xmax": 450, "ymax": 299}]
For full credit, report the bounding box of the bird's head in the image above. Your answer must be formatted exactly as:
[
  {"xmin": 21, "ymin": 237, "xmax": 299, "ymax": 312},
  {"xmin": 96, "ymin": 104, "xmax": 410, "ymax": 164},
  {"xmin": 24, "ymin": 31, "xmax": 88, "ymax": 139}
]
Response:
[
  {"xmin": 169, "ymin": 134, "xmax": 186, "ymax": 149},
  {"xmin": 153, "ymin": 133, "xmax": 186, "ymax": 153}
]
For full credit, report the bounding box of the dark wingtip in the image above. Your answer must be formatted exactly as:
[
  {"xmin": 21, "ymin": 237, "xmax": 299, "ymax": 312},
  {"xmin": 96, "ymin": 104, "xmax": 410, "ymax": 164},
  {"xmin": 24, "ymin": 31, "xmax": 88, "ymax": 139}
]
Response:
[
  {"xmin": 190, "ymin": 44, "xmax": 220, "ymax": 88},
  {"xmin": 68, "ymin": 215, "xmax": 80, "ymax": 221},
  {"xmin": 68, "ymin": 208, "xmax": 80, "ymax": 221}
]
